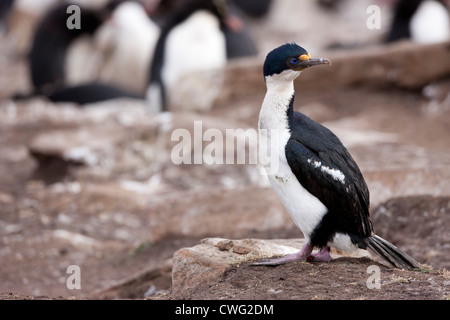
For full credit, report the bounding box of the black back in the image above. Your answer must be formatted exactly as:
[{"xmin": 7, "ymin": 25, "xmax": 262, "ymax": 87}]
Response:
[{"xmin": 285, "ymin": 98, "xmax": 372, "ymax": 248}]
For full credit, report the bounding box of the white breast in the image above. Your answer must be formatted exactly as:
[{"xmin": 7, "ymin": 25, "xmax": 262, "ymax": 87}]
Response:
[
  {"xmin": 266, "ymin": 166, "xmax": 328, "ymax": 241},
  {"xmin": 103, "ymin": 2, "xmax": 160, "ymax": 94},
  {"xmin": 162, "ymin": 10, "xmax": 227, "ymax": 93}
]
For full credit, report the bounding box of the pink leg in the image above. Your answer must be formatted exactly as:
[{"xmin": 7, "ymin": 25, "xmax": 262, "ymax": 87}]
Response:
[
  {"xmin": 307, "ymin": 246, "xmax": 331, "ymax": 262},
  {"xmin": 251, "ymin": 241, "xmax": 314, "ymax": 266}
]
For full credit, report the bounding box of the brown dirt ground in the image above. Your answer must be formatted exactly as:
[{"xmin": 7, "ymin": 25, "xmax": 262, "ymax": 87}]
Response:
[{"xmin": 173, "ymin": 258, "xmax": 449, "ymax": 300}]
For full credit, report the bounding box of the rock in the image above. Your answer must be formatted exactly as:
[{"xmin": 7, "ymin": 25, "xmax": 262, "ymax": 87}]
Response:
[
  {"xmin": 218, "ymin": 41, "xmax": 450, "ymax": 104},
  {"xmin": 170, "ymin": 236, "xmax": 449, "ymax": 300},
  {"xmin": 171, "ymin": 237, "xmax": 371, "ymax": 299},
  {"xmin": 24, "ymin": 100, "xmax": 166, "ymax": 183},
  {"xmin": 317, "ymin": 41, "xmax": 450, "ymax": 90},
  {"xmin": 24, "ymin": 100, "xmax": 260, "ymax": 188}
]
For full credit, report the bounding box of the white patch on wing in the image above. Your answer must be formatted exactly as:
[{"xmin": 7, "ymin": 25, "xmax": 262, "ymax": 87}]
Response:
[
  {"xmin": 308, "ymin": 158, "xmax": 346, "ymax": 185},
  {"xmin": 307, "ymin": 159, "xmax": 321, "ymax": 168},
  {"xmin": 320, "ymin": 166, "xmax": 346, "ymax": 184}
]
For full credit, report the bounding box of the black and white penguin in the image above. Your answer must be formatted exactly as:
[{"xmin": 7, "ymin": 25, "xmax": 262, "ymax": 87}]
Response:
[
  {"xmin": 146, "ymin": 0, "xmax": 257, "ymax": 112},
  {"xmin": 97, "ymin": 0, "xmax": 160, "ymax": 95},
  {"xmin": 386, "ymin": 0, "xmax": 450, "ymax": 43},
  {"xmin": 146, "ymin": 0, "xmax": 227, "ymax": 112},
  {"xmin": 254, "ymin": 43, "xmax": 421, "ymax": 270}
]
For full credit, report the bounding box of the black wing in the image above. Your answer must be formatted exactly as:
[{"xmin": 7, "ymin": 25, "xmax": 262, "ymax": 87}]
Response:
[{"xmin": 286, "ymin": 112, "xmax": 372, "ymax": 242}]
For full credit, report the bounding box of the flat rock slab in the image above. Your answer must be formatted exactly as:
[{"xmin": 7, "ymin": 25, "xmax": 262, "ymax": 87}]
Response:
[{"xmin": 171, "ymin": 238, "xmax": 370, "ymax": 299}]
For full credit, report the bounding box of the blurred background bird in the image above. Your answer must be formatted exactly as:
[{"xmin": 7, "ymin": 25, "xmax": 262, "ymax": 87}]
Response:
[
  {"xmin": 1, "ymin": 0, "xmax": 449, "ymax": 106},
  {"xmin": 3, "ymin": 0, "xmax": 268, "ymax": 107},
  {"xmin": 385, "ymin": 0, "xmax": 450, "ymax": 43}
]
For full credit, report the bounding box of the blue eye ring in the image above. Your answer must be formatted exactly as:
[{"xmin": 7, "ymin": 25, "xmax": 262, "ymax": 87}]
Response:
[{"xmin": 290, "ymin": 57, "xmax": 299, "ymax": 65}]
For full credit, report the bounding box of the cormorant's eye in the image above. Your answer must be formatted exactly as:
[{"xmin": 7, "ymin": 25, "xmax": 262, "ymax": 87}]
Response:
[{"xmin": 290, "ymin": 57, "xmax": 299, "ymax": 65}]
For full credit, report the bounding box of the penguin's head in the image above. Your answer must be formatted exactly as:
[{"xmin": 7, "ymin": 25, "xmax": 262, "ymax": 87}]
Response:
[{"xmin": 263, "ymin": 43, "xmax": 330, "ymax": 81}]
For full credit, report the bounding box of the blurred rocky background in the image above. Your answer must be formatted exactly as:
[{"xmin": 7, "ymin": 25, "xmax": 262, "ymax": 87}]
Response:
[{"xmin": 0, "ymin": 0, "xmax": 450, "ymax": 300}]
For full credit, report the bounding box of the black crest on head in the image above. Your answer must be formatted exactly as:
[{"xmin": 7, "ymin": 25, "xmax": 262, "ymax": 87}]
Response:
[{"xmin": 263, "ymin": 43, "xmax": 309, "ymax": 78}]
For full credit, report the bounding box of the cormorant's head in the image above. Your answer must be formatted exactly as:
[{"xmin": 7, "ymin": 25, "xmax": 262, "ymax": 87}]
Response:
[{"xmin": 263, "ymin": 43, "xmax": 331, "ymax": 81}]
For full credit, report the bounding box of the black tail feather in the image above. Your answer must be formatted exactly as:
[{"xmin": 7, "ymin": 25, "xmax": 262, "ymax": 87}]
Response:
[{"xmin": 364, "ymin": 235, "xmax": 421, "ymax": 270}]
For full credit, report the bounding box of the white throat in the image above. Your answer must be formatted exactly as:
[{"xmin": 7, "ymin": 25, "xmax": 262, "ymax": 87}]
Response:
[
  {"xmin": 258, "ymin": 70, "xmax": 298, "ymax": 175},
  {"xmin": 258, "ymin": 70, "xmax": 300, "ymax": 132}
]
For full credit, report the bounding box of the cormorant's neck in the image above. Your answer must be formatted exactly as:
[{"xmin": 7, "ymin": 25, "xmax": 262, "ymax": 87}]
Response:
[
  {"xmin": 259, "ymin": 75, "xmax": 297, "ymax": 131},
  {"xmin": 263, "ymin": 70, "xmax": 300, "ymax": 105}
]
